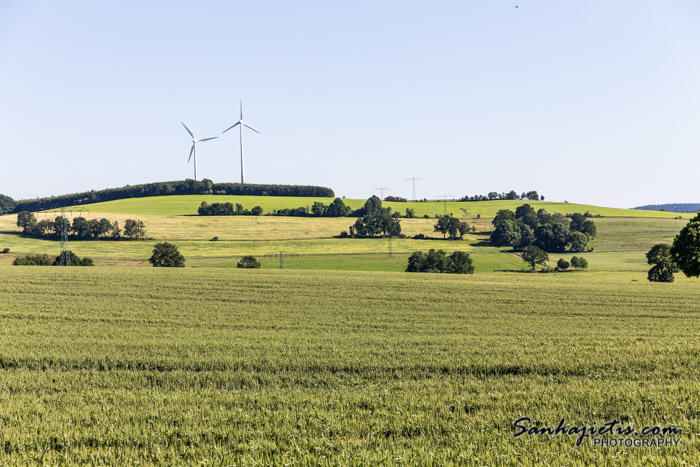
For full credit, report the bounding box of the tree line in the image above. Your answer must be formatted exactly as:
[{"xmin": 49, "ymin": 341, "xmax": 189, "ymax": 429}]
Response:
[
  {"xmin": 0, "ymin": 193, "xmax": 15, "ymax": 215},
  {"xmin": 12, "ymin": 180, "xmax": 335, "ymax": 213},
  {"xmin": 460, "ymin": 190, "xmax": 543, "ymax": 202},
  {"xmin": 16, "ymin": 212, "xmax": 146, "ymax": 240},
  {"xmin": 198, "ymin": 198, "xmax": 354, "ymax": 217},
  {"xmin": 490, "ymin": 204, "xmax": 596, "ymax": 253}
]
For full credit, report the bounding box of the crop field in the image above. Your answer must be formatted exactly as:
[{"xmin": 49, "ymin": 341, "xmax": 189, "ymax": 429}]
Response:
[
  {"xmin": 0, "ymin": 267, "xmax": 697, "ymax": 464},
  {"xmin": 56, "ymin": 194, "xmax": 687, "ymax": 218}
]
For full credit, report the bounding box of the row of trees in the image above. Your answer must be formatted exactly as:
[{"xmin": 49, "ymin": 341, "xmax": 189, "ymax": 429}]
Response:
[
  {"xmin": 647, "ymin": 213, "xmax": 700, "ymax": 282},
  {"xmin": 460, "ymin": 190, "xmax": 543, "ymax": 202},
  {"xmin": 16, "ymin": 212, "xmax": 146, "ymax": 239},
  {"xmin": 198, "ymin": 202, "xmax": 264, "ymax": 216},
  {"xmin": 13, "ymin": 252, "xmax": 94, "ymax": 266},
  {"xmin": 13, "ymin": 180, "xmax": 335, "ymax": 213},
  {"xmin": 491, "ymin": 205, "xmax": 596, "ymax": 253},
  {"xmin": 406, "ymin": 249, "xmax": 474, "ymax": 274},
  {"xmin": 198, "ymin": 198, "xmax": 354, "ymax": 217},
  {"xmin": 434, "ymin": 215, "xmax": 471, "ymax": 240}
]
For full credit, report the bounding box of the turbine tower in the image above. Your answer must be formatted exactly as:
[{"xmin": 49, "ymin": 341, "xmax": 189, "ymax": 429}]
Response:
[
  {"xmin": 182, "ymin": 122, "xmax": 218, "ymax": 181},
  {"xmin": 223, "ymin": 101, "xmax": 260, "ymax": 184}
]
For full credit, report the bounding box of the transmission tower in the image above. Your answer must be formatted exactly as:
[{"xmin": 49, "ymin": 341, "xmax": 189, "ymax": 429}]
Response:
[
  {"xmin": 406, "ymin": 177, "xmax": 422, "ymax": 201},
  {"xmin": 59, "ymin": 207, "xmax": 71, "ymax": 266},
  {"xmin": 437, "ymin": 194, "xmax": 454, "ymax": 215},
  {"xmin": 375, "ymin": 187, "xmax": 389, "ymax": 199}
]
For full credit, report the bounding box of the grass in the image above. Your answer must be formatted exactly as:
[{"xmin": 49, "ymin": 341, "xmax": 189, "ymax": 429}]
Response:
[
  {"xmin": 0, "ymin": 266, "xmax": 697, "ymax": 464},
  {"xmin": 57, "ymin": 195, "xmax": 688, "ymax": 218},
  {"xmin": 0, "ymin": 213, "xmax": 689, "ymax": 274}
]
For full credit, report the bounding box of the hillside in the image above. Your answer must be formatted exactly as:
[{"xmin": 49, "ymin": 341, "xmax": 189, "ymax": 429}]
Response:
[{"xmin": 60, "ymin": 195, "xmax": 688, "ymax": 219}]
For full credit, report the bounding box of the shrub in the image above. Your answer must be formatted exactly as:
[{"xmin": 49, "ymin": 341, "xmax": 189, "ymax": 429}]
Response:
[
  {"xmin": 1, "ymin": 248, "xmax": 9, "ymax": 254},
  {"xmin": 53, "ymin": 251, "xmax": 94, "ymax": 266},
  {"xmin": 237, "ymin": 256, "xmax": 261, "ymax": 269},
  {"xmin": 149, "ymin": 242, "xmax": 185, "ymax": 267},
  {"xmin": 211, "ymin": 236, "xmax": 219, "ymax": 241},
  {"xmin": 13, "ymin": 254, "xmax": 53, "ymax": 266}
]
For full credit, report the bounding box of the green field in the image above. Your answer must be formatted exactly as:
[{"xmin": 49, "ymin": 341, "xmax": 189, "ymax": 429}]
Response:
[
  {"xmin": 0, "ymin": 196, "xmax": 689, "ymax": 274},
  {"xmin": 59, "ymin": 194, "xmax": 688, "ymax": 218},
  {"xmin": 0, "ymin": 267, "xmax": 697, "ymax": 464}
]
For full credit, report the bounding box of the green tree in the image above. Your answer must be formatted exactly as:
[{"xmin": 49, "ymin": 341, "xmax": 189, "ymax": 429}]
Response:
[
  {"xmin": 72, "ymin": 217, "xmax": 91, "ymax": 238},
  {"xmin": 237, "ymin": 256, "xmax": 261, "ymax": 268},
  {"xmin": 326, "ymin": 198, "xmax": 351, "ymax": 217},
  {"xmin": 251, "ymin": 206, "xmax": 264, "ymax": 216},
  {"xmin": 646, "ymin": 244, "xmax": 678, "ymax": 283},
  {"xmin": 670, "ymin": 213, "xmax": 700, "ymax": 278},
  {"xmin": 311, "ymin": 201, "xmax": 328, "ymax": 217},
  {"xmin": 557, "ymin": 258, "xmax": 569, "ymax": 271},
  {"xmin": 566, "ymin": 231, "xmax": 588, "ymax": 253},
  {"xmin": 522, "ymin": 245, "xmax": 549, "ymax": 270},
  {"xmin": 149, "ymin": 242, "xmax": 185, "ymax": 267},
  {"xmin": 124, "ymin": 219, "xmax": 146, "ymax": 239},
  {"xmin": 405, "ymin": 208, "xmax": 416, "ymax": 218},
  {"xmin": 445, "ymin": 251, "xmax": 474, "ymax": 274},
  {"xmin": 570, "ymin": 256, "xmax": 589, "ymax": 270},
  {"xmin": 0, "ymin": 193, "xmax": 15, "ymax": 215},
  {"xmin": 16, "ymin": 211, "xmax": 36, "ymax": 233},
  {"xmin": 490, "ymin": 219, "xmax": 521, "ymax": 247}
]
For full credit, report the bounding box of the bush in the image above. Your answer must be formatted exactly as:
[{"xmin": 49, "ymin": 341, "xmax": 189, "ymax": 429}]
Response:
[
  {"xmin": 149, "ymin": 242, "xmax": 185, "ymax": 267},
  {"xmin": 1, "ymin": 248, "xmax": 9, "ymax": 254},
  {"xmin": 210, "ymin": 236, "xmax": 219, "ymax": 241},
  {"xmin": 237, "ymin": 256, "xmax": 261, "ymax": 268},
  {"xmin": 53, "ymin": 251, "xmax": 94, "ymax": 266},
  {"xmin": 13, "ymin": 254, "xmax": 53, "ymax": 266}
]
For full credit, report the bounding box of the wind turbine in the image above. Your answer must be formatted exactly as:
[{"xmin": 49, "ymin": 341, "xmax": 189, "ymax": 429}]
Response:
[
  {"xmin": 223, "ymin": 101, "xmax": 260, "ymax": 184},
  {"xmin": 182, "ymin": 122, "xmax": 218, "ymax": 181}
]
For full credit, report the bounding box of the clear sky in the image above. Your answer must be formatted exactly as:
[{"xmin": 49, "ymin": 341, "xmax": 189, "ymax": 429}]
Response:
[{"xmin": 1, "ymin": 1, "xmax": 699, "ymax": 207}]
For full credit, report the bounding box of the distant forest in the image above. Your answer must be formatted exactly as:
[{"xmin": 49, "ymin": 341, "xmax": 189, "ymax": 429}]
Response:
[
  {"xmin": 13, "ymin": 180, "xmax": 335, "ymax": 213},
  {"xmin": 633, "ymin": 203, "xmax": 700, "ymax": 213}
]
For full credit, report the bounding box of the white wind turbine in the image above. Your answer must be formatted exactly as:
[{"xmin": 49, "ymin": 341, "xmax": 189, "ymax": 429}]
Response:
[
  {"xmin": 181, "ymin": 122, "xmax": 218, "ymax": 181},
  {"xmin": 223, "ymin": 101, "xmax": 260, "ymax": 184}
]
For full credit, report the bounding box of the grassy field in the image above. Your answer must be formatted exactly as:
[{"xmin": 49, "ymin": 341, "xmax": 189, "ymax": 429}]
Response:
[
  {"xmin": 0, "ymin": 266, "xmax": 697, "ymax": 464},
  {"xmin": 57, "ymin": 195, "xmax": 688, "ymax": 218},
  {"xmin": 0, "ymin": 211, "xmax": 687, "ymax": 273}
]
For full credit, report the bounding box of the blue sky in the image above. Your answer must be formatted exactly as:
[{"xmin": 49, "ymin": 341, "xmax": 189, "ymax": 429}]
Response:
[{"xmin": 1, "ymin": 1, "xmax": 699, "ymax": 207}]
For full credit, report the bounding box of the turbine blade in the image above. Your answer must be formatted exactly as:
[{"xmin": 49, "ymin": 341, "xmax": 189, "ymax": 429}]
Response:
[
  {"xmin": 181, "ymin": 122, "xmax": 194, "ymax": 139},
  {"xmin": 223, "ymin": 122, "xmax": 240, "ymax": 133},
  {"xmin": 240, "ymin": 100, "xmax": 243, "ymax": 120},
  {"xmin": 199, "ymin": 137, "xmax": 218, "ymax": 142},
  {"xmin": 188, "ymin": 144, "xmax": 194, "ymax": 163},
  {"xmin": 243, "ymin": 123, "xmax": 260, "ymax": 134}
]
